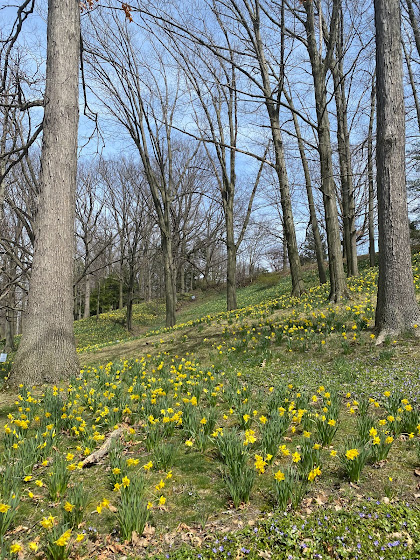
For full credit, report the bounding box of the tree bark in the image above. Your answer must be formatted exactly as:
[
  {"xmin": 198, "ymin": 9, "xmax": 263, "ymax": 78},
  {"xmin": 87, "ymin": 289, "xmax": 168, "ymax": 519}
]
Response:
[
  {"xmin": 368, "ymin": 75, "xmax": 376, "ymax": 267},
  {"xmin": 9, "ymin": 0, "xmax": 80, "ymax": 385},
  {"xmin": 162, "ymin": 233, "xmax": 176, "ymax": 327},
  {"xmin": 83, "ymin": 274, "xmax": 91, "ymax": 319},
  {"xmin": 226, "ymin": 203, "xmax": 237, "ymax": 311},
  {"xmin": 402, "ymin": 40, "xmax": 420, "ymax": 132},
  {"xmin": 331, "ymin": 8, "xmax": 358, "ymax": 277},
  {"xmin": 304, "ymin": 0, "xmax": 348, "ymax": 301},
  {"xmin": 251, "ymin": 6, "xmax": 304, "ymax": 296},
  {"xmin": 374, "ymin": 0, "xmax": 420, "ymax": 341},
  {"xmin": 404, "ymin": 0, "xmax": 420, "ymax": 58},
  {"xmin": 284, "ymin": 88, "xmax": 326, "ymax": 285}
]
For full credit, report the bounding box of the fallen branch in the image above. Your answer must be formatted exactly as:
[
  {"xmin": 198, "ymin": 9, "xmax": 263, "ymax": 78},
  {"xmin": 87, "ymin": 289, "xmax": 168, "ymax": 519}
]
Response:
[{"xmin": 81, "ymin": 424, "xmax": 127, "ymax": 468}]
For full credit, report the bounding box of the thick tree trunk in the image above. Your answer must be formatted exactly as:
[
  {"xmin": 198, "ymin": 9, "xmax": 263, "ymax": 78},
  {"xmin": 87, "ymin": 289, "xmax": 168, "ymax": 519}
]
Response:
[
  {"xmin": 83, "ymin": 274, "xmax": 91, "ymax": 319},
  {"xmin": 9, "ymin": 0, "xmax": 80, "ymax": 385},
  {"xmin": 368, "ymin": 76, "xmax": 376, "ymax": 267},
  {"xmin": 126, "ymin": 286, "xmax": 133, "ymax": 331},
  {"xmin": 374, "ymin": 0, "xmax": 420, "ymax": 341},
  {"xmin": 282, "ymin": 225, "xmax": 288, "ymax": 272}
]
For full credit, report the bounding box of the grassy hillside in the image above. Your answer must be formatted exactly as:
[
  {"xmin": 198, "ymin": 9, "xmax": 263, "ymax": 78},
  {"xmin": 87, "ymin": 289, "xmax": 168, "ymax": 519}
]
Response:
[{"xmin": 0, "ymin": 256, "xmax": 420, "ymax": 559}]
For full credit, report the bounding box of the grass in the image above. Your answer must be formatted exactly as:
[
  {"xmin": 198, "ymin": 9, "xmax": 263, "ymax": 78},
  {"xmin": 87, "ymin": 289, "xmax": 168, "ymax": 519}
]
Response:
[{"xmin": 0, "ymin": 256, "xmax": 419, "ymax": 559}]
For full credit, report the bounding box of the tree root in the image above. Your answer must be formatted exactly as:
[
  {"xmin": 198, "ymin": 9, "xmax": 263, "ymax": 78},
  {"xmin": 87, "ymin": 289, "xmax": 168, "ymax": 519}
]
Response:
[{"xmin": 375, "ymin": 323, "xmax": 420, "ymax": 346}]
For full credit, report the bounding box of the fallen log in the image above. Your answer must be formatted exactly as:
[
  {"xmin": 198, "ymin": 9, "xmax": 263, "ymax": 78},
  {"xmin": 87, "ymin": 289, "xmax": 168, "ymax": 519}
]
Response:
[{"xmin": 81, "ymin": 424, "xmax": 127, "ymax": 467}]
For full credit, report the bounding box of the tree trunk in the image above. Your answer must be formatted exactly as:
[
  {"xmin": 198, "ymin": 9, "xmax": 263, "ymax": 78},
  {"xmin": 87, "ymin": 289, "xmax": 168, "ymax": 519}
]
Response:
[
  {"xmin": 4, "ymin": 258, "xmax": 16, "ymax": 353},
  {"xmin": 405, "ymin": 0, "xmax": 420, "ymax": 58},
  {"xmin": 332, "ymin": 51, "xmax": 358, "ymax": 276},
  {"xmin": 284, "ymin": 88, "xmax": 326, "ymax": 284},
  {"xmin": 119, "ymin": 278, "xmax": 124, "ymax": 309},
  {"xmin": 83, "ymin": 274, "xmax": 91, "ymax": 319},
  {"xmin": 9, "ymin": 0, "xmax": 80, "ymax": 385},
  {"xmin": 402, "ymin": 40, "xmax": 420, "ymax": 132},
  {"xmin": 96, "ymin": 279, "xmax": 101, "ymax": 320},
  {"xmin": 161, "ymin": 234, "xmax": 176, "ymax": 327},
  {"xmin": 282, "ymin": 224, "xmax": 288, "ymax": 271},
  {"xmin": 268, "ymin": 107, "xmax": 304, "ymax": 295},
  {"xmin": 126, "ymin": 286, "xmax": 133, "ymax": 331},
  {"xmin": 368, "ymin": 75, "xmax": 376, "ymax": 267},
  {"xmin": 147, "ymin": 264, "xmax": 152, "ymax": 301},
  {"xmin": 225, "ymin": 184, "xmax": 237, "ymax": 311},
  {"xmin": 252, "ymin": 19, "xmax": 304, "ymax": 296},
  {"xmin": 78, "ymin": 291, "xmax": 82, "ymax": 321},
  {"xmin": 304, "ymin": 0, "xmax": 348, "ymax": 301},
  {"xmin": 374, "ymin": 0, "xmax": 420, "ymax": 341}
]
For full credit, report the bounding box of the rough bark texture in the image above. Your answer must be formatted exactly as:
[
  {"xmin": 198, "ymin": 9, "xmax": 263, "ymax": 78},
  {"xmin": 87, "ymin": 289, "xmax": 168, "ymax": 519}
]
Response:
[
  {"xmin": 9, "ymin": 0, "xmax": 80, "ymax": 385},
  {"xmin": 374, "ymin": 0, "xmax": 420, "ymax": 341},
  {"xmin": 4, "ymin": 259, "xmax": 16, "ymax": 353},
  {"xmin": 368, "ymin": 76, "xmax": 376, "ymax": 268}
]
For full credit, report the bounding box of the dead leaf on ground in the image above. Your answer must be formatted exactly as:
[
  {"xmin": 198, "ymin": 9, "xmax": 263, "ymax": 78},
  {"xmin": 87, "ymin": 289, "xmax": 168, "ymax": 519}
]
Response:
[
  {"xmin": 143, "ymin": 524, "xmax": 156, "ymax": 538},
  {"xmin": 315, "ymin": 494, "xmax": 327, "ymax": 505}
]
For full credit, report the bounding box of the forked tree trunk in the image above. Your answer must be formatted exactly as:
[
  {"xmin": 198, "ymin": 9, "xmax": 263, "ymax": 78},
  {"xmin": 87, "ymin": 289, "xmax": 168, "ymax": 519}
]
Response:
[
  {"xmin": 374, "ymin": 0, "xmax": 420, "ymax": 341},
  {"xmin": 9, "ymin": 0, "xmax": 80, "ymax": 385}
]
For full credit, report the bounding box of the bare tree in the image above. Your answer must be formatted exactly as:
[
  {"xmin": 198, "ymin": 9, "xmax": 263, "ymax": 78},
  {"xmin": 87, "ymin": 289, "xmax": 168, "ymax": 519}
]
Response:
[
  {"xmin": 85, "ymin": 10, "xmax": 202, "ymax": 326},
  {"xmin": 171, "ymin": 39, "xmax": 267, "ymax": 309},
  {"xmin": 301, "ymin": 0, "xmax": 348, "ymax": 301},
  {"xmin": 144, "ymin": 0, "xmax": 305, "ymax": 295},
  {"xmin": 283, "ymin": 85, "xmax": 326, "ymax": 284}
]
